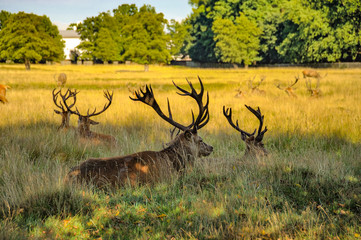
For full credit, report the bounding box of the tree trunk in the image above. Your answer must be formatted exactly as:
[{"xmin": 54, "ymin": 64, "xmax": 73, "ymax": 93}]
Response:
[
  {"xmin": 144, "ymin": 64, "xmax": 149, "ymax": 72},
  {"xmin": 25, "ymin": 59, "xmax": 31, "ymax": 70}
]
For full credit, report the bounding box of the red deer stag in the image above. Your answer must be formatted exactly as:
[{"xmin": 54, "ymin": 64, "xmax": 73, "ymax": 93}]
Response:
[
  {"xmin": 52, "ymin": 88, "xmax": 78, "ymax": 130},
  {"xmin": 62, "ymin": 90, "xmax": 117, "ymax": 146},
  {"xmin": 248, "ymin": 75, "xmax": 266, "ymax": 95},
  {"xmin": 305, "ymin": 78, "xmax": 321, "ymax": 98},
  {"xmin": 0, "ymin": 84, "xmax": 10, "ymax": 104},
  {"xmin": 223, "ymin": 105, "xmax": 268, "ymax": 157},
  {"xmin": 65, "ymin": 77, "xmax": 213, "ymax": 187},
  {"xmin": 275, "ymin": 75, "xmax": 299, "ymax": 97}
]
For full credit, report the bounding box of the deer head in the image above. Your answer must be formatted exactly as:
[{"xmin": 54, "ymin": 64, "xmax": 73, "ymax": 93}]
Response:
[
  {"xmin": 62, "ymin": 89, "xmax": 114, "ymax": 137},
  {"xmin": 305, "ymin": 78, "xmax": 321, "ymax": 98},
  {"xmin": 248, "ymin": 75, "xmax": 266, "ymax": 95},
  {"xmin": 275, "ymin": 75, "xmax": 299, "ymax": 97},
  {"xmin": 130, "ymin": 76, "xmax": 213, "ymax": 159},
  {"xmin": 52, "ymin": 88, "xmax": 78, "ymax": 130},
  {"xmin": 223, "ymin": 105, "xmax": 268, "ymax": 157}
]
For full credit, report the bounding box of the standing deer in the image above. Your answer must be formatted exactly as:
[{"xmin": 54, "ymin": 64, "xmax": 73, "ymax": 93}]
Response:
[
  {"xmin": 223, "ymin": 105, "xmax": 268, "ymax": 157},
  {"xmin": 0, "ymin": 84, "xmax": 10, "ymax": 104},
  {"xmin": 275, "ymin": 75, "xmax": 299, "ymax": 97},
  {"xmin": 65, "ymin": 77, "xmax": 213, "ymax": 187},
  {"xmin": 248, "ymin": 75, "xmax": 266, "ymax": 95},
  {"xmin": 54, "ymin": 73, "xmax": 67, "ymax": 87},
  {"xmin": 302, "ymin": 69, "xmax": 327, "ymax": 80},
  {"xmin": 52, "ymin": 88, "xmax": 78, "ymax": 130},
  {"xmin": 62, "ymin": 89, "xmax": 117, "ymax": 146}
]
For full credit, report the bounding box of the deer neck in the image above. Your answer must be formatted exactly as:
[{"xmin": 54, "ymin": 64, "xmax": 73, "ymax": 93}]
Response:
[
  {"xmin": 160, "ymin": 141, "xmax": 191, "ymax": 172},
  {"xmin": 78, "ymin": 123, "xmax": 92, "ymax": 137}
]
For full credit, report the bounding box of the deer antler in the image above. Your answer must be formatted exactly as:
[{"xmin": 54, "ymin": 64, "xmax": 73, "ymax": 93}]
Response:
[
  {"xmin": 130, "ymin": 77, "xmax": 210, "ymax": 132},
  {"xmin": 223, "ymin": 105, "xmax": 267, "ymax": 142},
  {"xmin": 62, "ymin": 90, "xmax": 113, "ymax": 117},
  {"xmin": 172, "ymin": 76, "xmax": 209, "ymax": 130},
  {"xmin": 53, "ymin": 88, "xmax": 79, "ymax": 112}
]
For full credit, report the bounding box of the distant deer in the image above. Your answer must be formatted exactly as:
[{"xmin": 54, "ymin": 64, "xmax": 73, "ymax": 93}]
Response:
[
  {"xmin": 223, "ymin": 105, "xmax": 268, "ymax": 157},
  {"xmin": 62, "ymin": 89, "xmax": 117, "ymax": 146},
  {"xmin": 248, "ymin": 75, "xmax": 266, "ymax": 95},
  {"xmin": 65, "ymin": 77, "xmax": 213, "ymax": 187},
  {"xmin": 52, "ymin": 88, "xmax": 79, "ymax": 130},
  {"xmin": 305, "ymin": 78, "xmax": 321, "ymax": 98},
  {"xmin": 234, "ymin": 83, "xmax": 246, "ymax": 98},
  {"xmin": 275, "ymin": 75, "xmax": 299, "ymax": 97},
  {"xmin": 54, "ymin": 73, "xmax": 67, "ymax": 87},
  {"xmin": 0, "ymin": 84, "xmax": 10, "ymax": 104},
  {"xmin": 302, "ymin": 69, "xmax": 327, "ymax": 80}
]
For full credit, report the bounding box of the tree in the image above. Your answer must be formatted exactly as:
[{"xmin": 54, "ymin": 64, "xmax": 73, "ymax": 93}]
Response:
[
  {"xmin": 120, "ymin": 5, "xmax": 170, "ymax": 71},
  {"xmin": 94, "ymin": 28, "xmax": 120, "ymax": 63},
  {"xmin": 0, "ymin": 10, "xmax": 11, "ymax": 30},
  {"xmin": 212, "ymin": 13, "xmax": 262, "ymax": 67},
  {"xmin": 0, "ymin": 12, "xmax": 64, "ymax": 70},
  {"xmin": 167, "ymin": 19, "xmax": 191, "ymax": 59}
]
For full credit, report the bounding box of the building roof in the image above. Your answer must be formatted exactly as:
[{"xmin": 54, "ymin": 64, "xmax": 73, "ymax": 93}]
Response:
[{"xmin": 59, "ymin": 30, "xmax": 80, "ymax": 38}]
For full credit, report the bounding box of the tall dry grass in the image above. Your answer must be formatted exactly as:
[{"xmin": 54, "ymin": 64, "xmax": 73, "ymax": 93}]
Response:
[{"xmin": 0, "ymin": 63, "xmax": 360, "ymax": 239}]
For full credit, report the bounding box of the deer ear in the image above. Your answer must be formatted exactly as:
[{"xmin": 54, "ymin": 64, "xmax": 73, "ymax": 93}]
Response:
[
  {"xmin": 54, "ymin": 110, "xmax": 61, "ymax": 114},
  {"xmin": 90, "ymin": 119, "xmax": 99, "ymax": 125},
  {"xmin": 184, "ymin": 130, "xmax": 193, "ymax": 140}
]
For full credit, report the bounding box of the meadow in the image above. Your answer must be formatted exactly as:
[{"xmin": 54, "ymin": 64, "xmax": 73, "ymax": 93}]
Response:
[{"xmin": 0, "ymin": 63, "xmax": 360, "ymax": 239}]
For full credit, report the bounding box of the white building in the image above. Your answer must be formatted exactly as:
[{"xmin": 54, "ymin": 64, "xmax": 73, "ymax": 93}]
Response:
[{"xmin": 59, "ymin": 30, "xmax": 81, "ymax": 60}]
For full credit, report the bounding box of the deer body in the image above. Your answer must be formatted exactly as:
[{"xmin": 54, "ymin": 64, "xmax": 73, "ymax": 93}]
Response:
[
  {"xmin": 0, "ymin": 84, "xmax": 10, "ymax": 104},
  {"xmin": 66, "ymin": 131, "xmax": 212, "ymax": 187},
  {"xmin": 302, "ymin": 70, "xmax": 320, "ymax": 79},
  {"xmin": 55, "ymin": 73, "xmax": 67, "ymax": 87},
  {"xmin": 66, "ymin": 77, "xmax": 213, "ymax": 187}
]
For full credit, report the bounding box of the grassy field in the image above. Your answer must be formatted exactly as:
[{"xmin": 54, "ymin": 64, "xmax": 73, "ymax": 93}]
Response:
[{"xmin": 0, "ymin": 63, "xmax": 360, "ymax": 239}]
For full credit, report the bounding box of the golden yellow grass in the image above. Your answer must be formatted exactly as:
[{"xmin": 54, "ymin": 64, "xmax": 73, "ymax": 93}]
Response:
[{"xmin": 0, "ymin": 63, "xmax": 360, "ymax": 145}]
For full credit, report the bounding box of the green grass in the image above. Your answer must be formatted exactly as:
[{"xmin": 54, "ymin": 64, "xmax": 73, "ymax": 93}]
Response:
[{"xmin": 0, "ymin": 63, "xmax": 360, "ymax": 239}]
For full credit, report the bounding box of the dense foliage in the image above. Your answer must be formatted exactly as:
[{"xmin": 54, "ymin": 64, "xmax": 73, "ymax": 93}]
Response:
[
  {"xmin": 70, "ymin": 4, "xmax": 170, "ymax": 70},
  {"xmin": 187, "ymin": 0, "xmax": 361, "ymax": 65},
  {"xmin": 0, "ymin": 11, "xmax": 64, "ymax": 70}
]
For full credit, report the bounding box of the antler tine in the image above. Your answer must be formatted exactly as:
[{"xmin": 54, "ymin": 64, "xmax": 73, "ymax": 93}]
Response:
[
  {"xmin": 86, "ymin": 90, "xmax": 113, "ymax": 117},
  {"xmin": 52, "ymin": 88, "xmax": 64, "ymax": 110},
  {"xmin": 223, "ymin": 106, "xmax": 256, "ymax": 140},
  {"xmin": 172, "ymin": 77, "xmax": 209, "ymax": 130},
  {"xmin": 130, "ymin": 84, "xmax": 189, "ymax": 131},
  {"xmin": 244, "ymin": 105, "xmax": 268, "ymax": 142},
  {"xmin": 60, "ymin": 89, "xmax": 80, "ymax": 116},
  {"xmin": 289, "ymin": 76, "xmax": 299, "ymax": 88},
  {"xmin": 66, "ymin": 89, "xmax": 79, "ymax": 109}
]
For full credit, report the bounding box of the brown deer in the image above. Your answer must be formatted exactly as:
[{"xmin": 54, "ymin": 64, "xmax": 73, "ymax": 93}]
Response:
[
  {"xmin": 0, "ymin": 84, "xmax": 10, "ymax": 104},
  {"xmin": 62, "ymin": 89, "xmax": 117, "ymax": 146},
  {"xmin": 54, "ymin": 73, "xmax": 67, "ymax": 87},
  {"xmin": 248, "ymin": 75, "xmax": 266, "ymax": 95},
  {"xmin": 223, "ymin": 105, "xmax": 268, "ymax": 157},
  {"xmin": 65, "ymin": 77, "xmax": 213, "ymax": 187},
  {"xmin": 275, "ymin": 75, "xmax": 299, "ymax": 97},
  {"xmin": 302, "ymin": 69, "xmax": 327, "ymax": 80},
  {"xmin": 305, "ymin": 78, "xmax": 321, "ymax": 97},
  {"xmin": 52, "ymin": 88, "xmax": 78, "ymax": 130}
]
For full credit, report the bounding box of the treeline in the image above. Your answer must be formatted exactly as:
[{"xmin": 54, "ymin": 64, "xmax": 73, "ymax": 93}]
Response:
[
  {"xmin": 0, "ymin": 1, "xmax": 360, "ymax": 70},
  {"xmin": 186, "ymin": 0, "xmax": 361, "ymax": 66}
]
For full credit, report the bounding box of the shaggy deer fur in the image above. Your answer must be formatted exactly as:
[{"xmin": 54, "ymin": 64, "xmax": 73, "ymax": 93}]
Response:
[{"xmin": 66, "ymin": 77, "xmax": 213, "ymax": 187}]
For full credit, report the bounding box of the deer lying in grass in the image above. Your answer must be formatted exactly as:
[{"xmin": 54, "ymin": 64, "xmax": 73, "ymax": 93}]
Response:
[
  {"xmin": 248, "ymin": 75, "xmax": 266, "ymax": 95},
  {"xmin": 52, "ymin": 88, "xmax": 78, "ymax": 130},
  {"xmin": 0, "ymin": 84, "xmax": 10, "ymax": 104},
  {"xmin": 305, "ymin": 78, "xmax": 321, "ymax": 98},
  {"xmin": 223, "ymin": 105, "xmax": 268, "ymax": 157},
  {"xmin": 62, "ymin": 89, "xmax": 117, "ymax": 146},
  {"xmin": 275, "ymin": 75, "xmax": 299, "ymax": 97},
  {"xmin": 65, "ymin": 77, "xmax": 213, "ymax": 187}
]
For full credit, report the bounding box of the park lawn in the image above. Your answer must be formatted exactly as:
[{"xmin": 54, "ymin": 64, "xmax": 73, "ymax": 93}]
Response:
[{"xmin": 0, "ymin": 64, "xmax": 360, "ymax": 239}]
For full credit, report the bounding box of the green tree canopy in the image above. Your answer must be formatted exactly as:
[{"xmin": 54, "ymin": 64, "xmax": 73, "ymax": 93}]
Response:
[
  {"xmin": 0, "ymin": 12, "xmax": 64, "ymax": 70},
  {"xmin": 213, "ymin": 13, "xmax": 262, "ymax": 66},
  {"xmin": 94, "ymin": 28, "xmax": 120, "ymax": 62},
  {"xmin": 167, "ymin": 19, "xmax": 191, "ymax": 59}
]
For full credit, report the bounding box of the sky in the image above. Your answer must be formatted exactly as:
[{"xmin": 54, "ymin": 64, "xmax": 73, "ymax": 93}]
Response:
[{"xmin": 0, "ymin": 0, "xmax": 193, "ymax": 30}]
